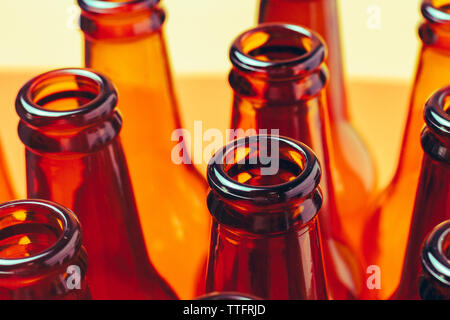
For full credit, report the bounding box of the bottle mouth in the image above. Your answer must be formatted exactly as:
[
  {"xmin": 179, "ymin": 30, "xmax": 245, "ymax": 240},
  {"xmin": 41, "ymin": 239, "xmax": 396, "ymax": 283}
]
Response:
[
  {"xmin": 207, "ymin": 135, "xmax": 322, "ymax": 233},
  {"xmin": 421, "ymin": 220, "xmax": 450, "ymax": 287},
  {"xmin": 0, "ymin": 200, "xmax": 82, "ymax": 276},
  {"xmin": 78, "ymin": 0, "xmax": 160, "ymax": 14},
  {"xmin": 422, "ymin": 0, "xmax": 450, "ymax": 24},
  {"xmin": 229, "ymin": 23, "xmax": 326, "ymax": 79},
  {"xmin": 16, "ymin": 68, "xmax": 118, "ymax": 130},
  {"xmin": 78, "ymin": 0, "xmax": 165, "ymax": 39},
  {"xmin": 424, "ymin": 86, "xmax": 450, "ymax": 141}
]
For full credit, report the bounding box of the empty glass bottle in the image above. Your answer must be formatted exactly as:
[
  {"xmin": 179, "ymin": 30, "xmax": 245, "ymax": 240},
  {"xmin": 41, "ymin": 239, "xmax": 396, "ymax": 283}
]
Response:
[
  {"xmin": 364, "ymin": 0, "xmax": 450, "ymax": 299},
  {"xmin": 78, "ymin": 0, "xmax": 210, "ymax": 299},
  {"xmin": 258, "ymin": 0, "xmax": 377, "ymax": 249},
  {"xmin": 419, "ymin": 220, "xmax": 450, "ymax": 300},
  {"xmin": 228, "ymin": 23, "xmax": 362, "ymax": 299},
  {"xmin": 394, "ymin": 86, "xmax": 450, "ymax": 300},
  {"xmin": 0, "ymin": 199, "xmax": 90, "ymax": 300},
  {"xmin": 16, "ymin": 68, "xmax": 177, "ymax": 300},
  {"xmin": 204, "ymin": 135, "xmax": 328, "ymax": 300}
]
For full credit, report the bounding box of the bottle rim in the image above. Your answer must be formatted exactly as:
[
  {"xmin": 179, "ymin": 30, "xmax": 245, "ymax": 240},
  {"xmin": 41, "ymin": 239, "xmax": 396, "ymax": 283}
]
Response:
[
  {"xmin": 78, "ymin": 0, "xmax": 160, "ymax": 14},
  {"xmin": 0, "ymin": 199, "xmax": 83, "ymax": 276},
  {"xmin": 207, "ymin": 135, "xmax": 322, "ymax": 233},
  {"xmin": 16, "ymin": 68, "xmax": 118, "ymax": 129},
  {"xmin": 208, "ymin": 135, "xmax": 321, "ymax": 203},
  {"xmin": 422, "ymin": 0, "xmax": 450, "ymax": 24},
  {"xmin": 424, "ymin": 86, "xmax": 450, "ymax": 140},
  {"xmin": 229, "ymin": 23, "xmax": 326, "ymax": 79},
  {"xmin": 421, "ymin": 220, "xmax": 450, "ymax": 287}
]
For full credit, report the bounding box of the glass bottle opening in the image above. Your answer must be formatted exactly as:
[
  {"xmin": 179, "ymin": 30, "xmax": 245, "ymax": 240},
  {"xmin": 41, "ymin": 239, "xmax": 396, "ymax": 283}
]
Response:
[
  {"xmin": 16, "ymin": 68, "xmax": 118, "ymax": 129},
  {"xmin": 0, "ymin": 200, "xmax": 82, "ymax": 276},
  {"xmin": 30, "ymin": 72, "xmax": 101, "ymax": 112},
  {"xmin": 422, "ymin": 0, "xmax": 450, "ymax": 24},
  {"xmin": 421, "ymin": 220, "xmax": 450, "ymax": 286},
  {"xmin": 222, "ymin": 137, "xmax": 305, "ymax": 187},
  {"xmin": 78, "ymin": 0, "xmax": 160, "ymax": 14},
  {"xmin": 230, "ymin": 23, "xmax": 326, "ymax": 79},
  {"xmin": 207, "ymin": 135, "xmax": 322, "ymax": 233}
]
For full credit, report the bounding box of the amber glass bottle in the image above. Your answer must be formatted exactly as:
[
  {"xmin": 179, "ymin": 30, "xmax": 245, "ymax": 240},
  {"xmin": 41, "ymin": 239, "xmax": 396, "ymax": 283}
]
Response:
[
  {"xmin": 204, "ymin": 135, "xmax": 328, "ymax": 300},
  {"xmin": 419, "ymin": 220, "xmax": 450, "ymax": 300},
  {"xmin": 16, "ymin": 68, "xmax": 177, "ymax": 300},
  {"xmin": 394, "ymin": 86, "xmax": 450, "ymax": 300},
  {"xmin": 0, "ymin": 199, "xmax": 90, "ymax": 300},
  {"xmin": 78, "ymin": 0, "xmax": 210, "ymax": 299},
  {"xmin": 228, "ymin": 23, "xmax": 361, "ymax": 299},
  {"xmin": 258, "ymin": 0, "xmax": 377, "ymax": 248},
  {"xmin": 364, "ymin": 0, "xmax": 450, "ymax": 299}
]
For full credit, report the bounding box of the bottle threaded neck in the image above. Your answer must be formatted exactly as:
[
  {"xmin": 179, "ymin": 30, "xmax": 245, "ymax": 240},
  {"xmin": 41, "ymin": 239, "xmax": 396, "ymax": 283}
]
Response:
[
  {"xmin": 207, "ymin": 135, "xmax": 322, "ymax": 234},
  {"xmin": 16, "ymin": 68, "xmax": 122, "ymax": 154}
]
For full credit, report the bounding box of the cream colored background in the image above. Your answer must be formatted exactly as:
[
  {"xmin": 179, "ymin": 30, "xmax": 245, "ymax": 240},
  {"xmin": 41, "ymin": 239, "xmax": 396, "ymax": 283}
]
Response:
[
  {"xmin": 0, "ymin": 0, "xmax": 422, "ymax": 79},
  {"xmin": 0, "ymin": 0, "xmax": 425, "ymax": 195}
]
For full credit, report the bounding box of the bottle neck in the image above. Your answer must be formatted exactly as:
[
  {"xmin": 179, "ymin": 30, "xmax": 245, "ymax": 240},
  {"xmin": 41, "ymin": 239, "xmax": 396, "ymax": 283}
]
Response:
[
  {"xmin": 396, "ymin": 128, "xmax": 450, "ymax": 299},
  {"xmin": 230, "ymin": 66, "xmax": 328, "ymax": 144},
  {"xmin": 82, "ymin": 7, "xmax": 181, "ymax": 145},
  {"xmin": 205, "ymin": 135, "xmax": 328, "ymax": 299},
  {"xmin": 419, "ymin": 0, "xmax": 450, "ymax": 51},
  {"xmin": 394, "ymin": 6, "xmax": 450, "ymax": 179},
  {"xmin": 230, "ymin": 69, "xmax": 340, "ymax": 238},
  {"xmin": 258, "ymin": 0, "xmax": 348, "ymax": 120},
  {"xmin": 0, "ymin": 200, "xmax": 89, "ymax": 300},
  {"xmin": 205, "ymin": 215, "xmax": 327, "ymax": 300},
  {"xmin": 24, "ymin": 137, "xmax": 176, "ymax": 299}
]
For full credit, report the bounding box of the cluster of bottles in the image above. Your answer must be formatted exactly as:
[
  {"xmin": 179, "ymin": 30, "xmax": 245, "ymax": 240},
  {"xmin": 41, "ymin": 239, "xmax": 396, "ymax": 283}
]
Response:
[{"xmin": 0, "ymin": 0, "xmax": 448, "ymax": 300}]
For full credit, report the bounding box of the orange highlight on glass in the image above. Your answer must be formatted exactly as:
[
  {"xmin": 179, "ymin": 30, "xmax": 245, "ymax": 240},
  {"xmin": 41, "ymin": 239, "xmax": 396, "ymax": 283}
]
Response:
[
  {"xmin": 259, "ymin": 0, "xmax": 378, "ymax": 253},
  {"xmin": 78, "ymin": 0, "xmax": 210, "ymax": 299}
]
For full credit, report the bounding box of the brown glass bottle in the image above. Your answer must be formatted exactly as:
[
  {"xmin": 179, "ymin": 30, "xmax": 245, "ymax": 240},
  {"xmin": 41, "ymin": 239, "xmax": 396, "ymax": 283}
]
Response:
[
  {"xmin": 364, "ymin": 0, "xmax": 450, "ymax": 299},
  {"xmin": 258, "ymin": 0, "xmax": 377, "ymax": 249},
  {"xmin": 16, "ymin": 68, "xmax": 177, "ymax": 300},
  {"xmin": 394, "ymin": 86, "xmax": 450, "ymax": 300},
  {"xmin": 228, "ymin": 23, "xmax": 362, "ymax": 299},
  {"xmin": 204, "ymin": 135, "xmax": 328, "ymax": 300},
  {"xmin": 0, "ymin": 199, "xmax": 90, "ymax": 300},
  {"xmin": 419, "ymin": 220, "xmax": 450, "ymax": 300},
  {"xmin": 78, "ymin": 0, "xmax": 210, "ymax": 299}
]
